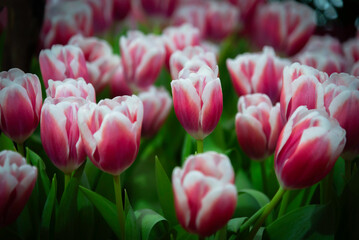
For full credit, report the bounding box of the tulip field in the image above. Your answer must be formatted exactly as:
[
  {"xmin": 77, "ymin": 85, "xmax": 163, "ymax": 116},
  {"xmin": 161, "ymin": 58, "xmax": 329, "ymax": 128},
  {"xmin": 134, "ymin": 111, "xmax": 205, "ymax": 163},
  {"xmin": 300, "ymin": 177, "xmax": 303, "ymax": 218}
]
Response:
[{"xmin": 0, "ymin": 0, "xmax": 359, "ymax": 240}]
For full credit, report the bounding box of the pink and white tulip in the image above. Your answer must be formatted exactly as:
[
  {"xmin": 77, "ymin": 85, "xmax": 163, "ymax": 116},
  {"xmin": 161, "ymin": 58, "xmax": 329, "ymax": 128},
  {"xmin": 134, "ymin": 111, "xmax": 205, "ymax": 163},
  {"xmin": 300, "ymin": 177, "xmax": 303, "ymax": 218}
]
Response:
[
  {"xmin": 171, "ymin": 65, "xmax": 222, "ymax": 140},
  {"xmin": 120, "ymin": 31, "xmax": 165, "ymax": 91},
  {"xmin": 0, "ymin": 69, "xmax": 42, "ymax": 143},
  {"xmin": 140, "ymin": 0, "xmax": 178, "ymax": 18},
  {"xmin": 39, "ymin": 44, "xmax": 89, "ymax": 89},
  {"xmin": 323, "ymin": 73, "xmax": 359, "ymax": 160},
  {"xmin": 41, "ymin": 97, "xmax": 87, "ymax": 173},
  {"xmin": 227, "ymin": 46, "xmax": 291, "ymax": 103},
  {"xmin": 350, "ymin": 62, "xmax": 359, "ymax": 76},
  {"xmin": 275, "ymin": 106, "xmax": 346, "ymax": 189},
  {"xmin": 343, "ymin": 38, "xmax": 359, "ymax": 67},
  {"xmin": 172, "ymin": 152, "xmax": 237, "ymax": 236},
  {"xmin": 300, "ymin": 35, "xmax": 344, "ymax": 57},
  {"xmin": 235, "ymin": 93, "xmax": 283, "ymax": 160},
  {"xmin": 85, "ymin": 0, "xmax": 113, "ymax": 32},
  {"xmin": 109, "ymin": 59, "xmax": 132, "ymax": 97},
  {"xmin": 228, "ymin": 0, "xmax": 265, "ymax": 24},
  {"xmin": 78, "ymin": 95, "xmax": 143, "ymax": 176},
  {"xmin": 138, "ymin": 87, "xmax": 172, "ymax": 137}
]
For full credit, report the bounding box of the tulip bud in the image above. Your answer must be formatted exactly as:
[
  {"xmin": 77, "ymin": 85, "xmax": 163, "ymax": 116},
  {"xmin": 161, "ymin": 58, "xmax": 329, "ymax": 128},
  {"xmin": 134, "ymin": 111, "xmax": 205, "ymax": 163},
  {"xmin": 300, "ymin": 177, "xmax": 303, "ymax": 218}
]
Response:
[
  {"xmin": 172, "ymin": 152, "xmax": 237, "ymax": 236},
  {"xmin": 227, "ymin": 46, "xmax": 290, "ymax": 103},
  {"xmin": 323, "ymin": 73, "xmax": 359, "ymax": 160},
  {"xmin": 46, "ymin": 78, "xmax": 96, "ymax": 102},
  {"xmin": 78, "ymin": 95, "xmax": 143, "ymax": 175},
  {"xmin": 235, "ymin": 93, "xmax": 283, "ymax": 160},
  {"xmin": 138, "ymin": 86, "xmax": 172, "ymax": 137},
  {"xmin": 0, "ymin": 150, "xmax": 37, "ymax": 226},
  {"xmin": 39, "ymin": 45, "xmax": 89, "ymax": 89},
  {"xmin": 275, "ymin": 106, "xmax": 346, "ymax": 189},
  {"xmin": 171, "ymin": 65, "xmax": 222, "ymax": 140},
  {"xmin": 0, "ymin": 68, "xmax": 42, "ymax": 143}
]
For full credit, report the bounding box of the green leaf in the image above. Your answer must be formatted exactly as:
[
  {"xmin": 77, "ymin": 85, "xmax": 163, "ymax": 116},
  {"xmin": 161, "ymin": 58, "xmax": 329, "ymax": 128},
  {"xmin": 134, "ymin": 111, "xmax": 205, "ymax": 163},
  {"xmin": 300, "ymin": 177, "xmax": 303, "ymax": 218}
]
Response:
[
  {"xmin": 79, "ymin": 186, "xmax": 121, "ymax": 239},
  {"xmin": 238, "ymin": 189, "xmax": 270, "ymax": 208},
  {"xmin": 227, "ymin": 217, "xmax": 247, "ymax": 233},
  {"xmin": 155, "ymin": 156, "xmax": 177, "ymax": 225},
  {"xmin": 124, "ymin": 190, "xmax": 139, "ymax": 240},
  {"xmin": 40, "ymin": 174, "xmax": 57, "ymax": 239},
  {"xmin": 181, "ymin": 133, "xmax": 194, "ymax": 164},
  {"xmin": 0, "ymin": 133, "xmax": 15, "ymax": 151},
  {"xmin": 135, "ymin": 209, "xmax": 169, "ymax": 240},
  {"xmin": 26, "ymin": 148, "xmax": 50, "ymax": 195}
]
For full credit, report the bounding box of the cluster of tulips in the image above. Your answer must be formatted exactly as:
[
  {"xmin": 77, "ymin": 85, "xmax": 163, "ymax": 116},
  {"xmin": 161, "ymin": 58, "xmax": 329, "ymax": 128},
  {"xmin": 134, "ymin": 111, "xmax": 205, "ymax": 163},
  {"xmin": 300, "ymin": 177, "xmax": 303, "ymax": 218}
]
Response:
[{"xmin": 1, "ymin": 0, "xmax": 359, "ymax": 239}]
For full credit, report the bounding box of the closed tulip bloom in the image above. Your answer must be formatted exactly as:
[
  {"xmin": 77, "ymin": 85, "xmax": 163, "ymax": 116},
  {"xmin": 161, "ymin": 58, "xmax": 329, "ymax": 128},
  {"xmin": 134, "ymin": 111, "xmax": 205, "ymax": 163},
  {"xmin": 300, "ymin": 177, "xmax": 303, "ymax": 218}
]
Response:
[
  {"xmin": 228, "ymin": 0, "xmax": 265, "ymax": 24},
  {"xmin": 172, "ymin": 152, "xmax": 237, "ymax": 236},
  {"xmin": 138, "ymin": 87, "xmax": 172, "ymax": 137},
  {"xmin": 85, "ymin": 0, "xmax": 113, "ymax": 32},
  {"xmin": 280, "ymin": 63, "xmax": 329, "ymax": 120},
  {"xmin": 300, "ymin": 35, "xmax": 344, "ymax": 57},
  {"xmin": 0, "ymin": 69, "xmax": 42, "ymax": 143},
  {"xmin": 323, "ymin": 73, "xmax": 359, "ymax": 160},
  {"xmin": 343, "ymin": 38, "xmax": 359, "ymax": 67},
  {"xmin": 109, "ymin": 59, "xmax": 132, "ymax": 97},
  {"xmin": 46, "ymin": 78, "xmax": 96, "ymax": 102},
  {"xmin": 227, "ymin": 46, "xmax": 291, "ymax": 103},
  {"xmin": 39, "ymin": 45, "xmax": 89, "ymax": 89},
  {"xmin": 275, "ymin": 106, "xmax": 346, "ymax": 189},
  {"xmin": 41, "ymin": 97, "xmax": 87, "ymax": 173},
  {"xmin": 171, "ymin": 65, "xmax": 222, "ymax": 140},
  {"xmin": 78, "ymin": 95, "xmax": 143, "ymax": 176},
  {"xmin": 235, "ymin": 93, "xmax": 283, "ymax": 160},
  {"xmin": 0, "ymin": 150, "xmax": 37, "ymax": 226},
  {"xmin": 120, "ymin": 31, "xmax": 165, "ymax": 91}
]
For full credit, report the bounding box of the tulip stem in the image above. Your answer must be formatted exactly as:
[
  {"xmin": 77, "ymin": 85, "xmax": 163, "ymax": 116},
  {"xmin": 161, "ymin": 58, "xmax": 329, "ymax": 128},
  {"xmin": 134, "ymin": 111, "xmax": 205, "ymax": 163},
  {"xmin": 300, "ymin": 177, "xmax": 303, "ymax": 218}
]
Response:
[
  {"xmin": 113, "ymin": 175, "xmax": 125, "ymax": 240},
  {"xmin": 260, "ymin": 161, "xmax": 268, "ymax": 194},
  {"xmin": 197, "ymin": 140, "xmax": 204, "ymax": 154},
  {"xmin": 278, "ymin": 191, "xmax": 290, "ymax": 218},
  {"xmin": 16, "ymin": 142, "xmax": 26, "ymax": 158},
  {"xmin": 300, "ymin": 187, "xmax": 311, "ymax": 206},
  {"xmin": 246, "ymin": 186, "xmax": 286, "ymax": 240},
  {"xmin": 216, "ymin": 225, "xmax": 227, "ymax": 240},
  {"xmin": 240, "ymin": 203, "xmax": 267, "ymax": 233},
  {"xmin": 64, "ymin": 173, "xmax": 71, "ymax": 189},
  {"xmin": 345, "ymin": 160, "xmax": 352, "ymax": 181}
]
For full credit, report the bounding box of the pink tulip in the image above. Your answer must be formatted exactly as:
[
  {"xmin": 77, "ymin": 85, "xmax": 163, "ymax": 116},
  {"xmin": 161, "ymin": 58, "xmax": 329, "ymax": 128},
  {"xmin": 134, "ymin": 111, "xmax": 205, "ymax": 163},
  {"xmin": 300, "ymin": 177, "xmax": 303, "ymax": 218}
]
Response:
[
  {"xmin": 113, "ymin": 0, "xmax": 131, "ymax": 20},
  {"xmin": 323, "ymin": 73, "xmax": 359, "ymax": 160},
  {"xmin": 68, "ymin": 35, "xmax": 119, "ymax": 92},
  {"xmin": 0, "ymin": 150, "xmax": 37, "ymax": 226},
  {"xmin": 138, "ymin": 87, "xmax": 172, "ymax": 137},
  {"xmin": 280, "ymin": 63, "xmax": 328, "ymax": 121},
  {"xmin": 227, "ymin": 46, "xmax": 291, "ymax": 103},
  {"xmin": 253, "ymin": 1, "xmax": 316, "ymax": 56},
  {"xmin": 228, "ymin": 0, "xmax": 265, "ymax": 24},
  {"xmin": 171, "ymin": 65, "xmax": 222, "ymax": 140},
  {"xmin": 140, "ymin": 0, "xmax": 178, "ymax": 18},
  {"xmin": 39, "ymin": 44, "xmax": 89, "ymax": 89},
  {"xmin": 275, "ymin": 106, "xmax": 345, "ymax": 189},
  {"xmin": 78, "ymin": 95, "xmax": 143, "ymax": 176},
  {"xmin": 0, "ymin": 68, "xmax": 42, "ymax": 143},
  {"xmin": 343, "ymin": 38, "xmax": 359, "ymax": 67},
  {"xmin": 235, "ymin": 93, "xmax": 283, "ymax": 160},
  {"xmin": 40, "ymin": 1, "xmax": 93, "ymax": 49},
  {"xmin": 172, "ymin": 152, "xmax": 237, "ymax": 236},
  {"xmin": 46, "ymin": 78, "xmax": 96, "ymax": 102},
  {"xmin": 170, "ymin": 46, "xmax": 217, "ymax": 80},
  {"xmin": 41, "ymin": 97, "xmax": 87, "ymax": 173},
  {"xmin": 85, "ymin": 0, "xmax": 113, "ymax": 32},
  {"xmin": 120, "ymin": 31, "xmax": 165, "ymax": 91},
  {"xmin": 109, "ymin": 59, "xmax": 133, "ymax": 97},
  {"xmin": 300, "ymin": 35, "xmax": 344, "ymax": 57},
  {"xmin": 351, "ymin": 62, "xmax": 359, "ymax": 76}
]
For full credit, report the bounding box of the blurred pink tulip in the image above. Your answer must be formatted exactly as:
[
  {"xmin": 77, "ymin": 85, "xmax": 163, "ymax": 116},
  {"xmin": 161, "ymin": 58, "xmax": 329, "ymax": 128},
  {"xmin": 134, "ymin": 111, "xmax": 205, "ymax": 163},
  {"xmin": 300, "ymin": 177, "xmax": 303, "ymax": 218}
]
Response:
[
  {"xmin": 323, "ymin": 73, "xmax": 359, "ymax": 160},
  {"xmin": 280, "ymin": 63, "xmax": 328, "ymax": 120},
  {"xmin": 235, "ymin": 93, "xmax": 283, "ymax": 160},
  {"xmin": 227, "ymin": 46, "xmax": 291, "ymax": 103},
  {"xmin": 41, "ymin": 97, "xmax": 87, "ymax": 173},
  {"xmin": 172, "ymin": 152, "xmax": 237, "ymax": 236},
  {"xmin": 0, "ymin": 150, "xmax": 37, "ymax": 226},
  {"xmin": 78, "ymin": 95, "xmax": 143, "ymax": 175},
  {"xmin": 171, "ymin": 65, "xmax": 222, "ymax": 140},
  {"xmin": 138, "ymin": 86, "xmax": 172, "ymax": 137},
  {"xmin": 113, "ymin": 0, "xmax": 131, "ymax": 20},
  {"xmin": 120, "ymin": 31, "xmax": 165, "ymax": 91},
  {"xmin": 253, "ymin": 1, "xmax": 316, "ymax": 56},
  {"xmin": 39, "ymin": 44, "xmax": 89, "ymax": 89},
  {"xmin": 275, "ymin": 106, "xmax": 345, "ymax": 189},
  {"xmin": 140, "ymin": 0, "xmax": 178, "ymax": 18},
  {"xmin": 343, "ymin": 38, "xmax": 359, "ymax": 67},
  {"xmin": 0, "ymin": 69, "xmax": 42, "ymax": 143},
  {"xmin": 228, "ymin": 0, "xmax": 265, "ymax": 24},
  {"xmin": 300, "ymin": 35, "xmax": 344, "ymax": 56},
  {"xmin": 351, "ymin": 62, "xmax": 359, "ymax": 76},
  {"xmin": 85, "ymin": 0, "xmax": 113, "ymax": 32},
  {"xmin": 109, "ymin": 59, "xmax": 133, "ymax": 97}
]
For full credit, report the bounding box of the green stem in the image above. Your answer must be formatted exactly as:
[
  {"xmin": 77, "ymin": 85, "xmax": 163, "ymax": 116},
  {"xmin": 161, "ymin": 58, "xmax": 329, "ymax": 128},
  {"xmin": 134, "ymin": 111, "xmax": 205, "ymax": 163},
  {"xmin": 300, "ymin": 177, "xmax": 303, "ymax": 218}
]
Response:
[
  {"xmin": 260, "ymin": 161, "xmax": 268, "ymax": 194},
  {"xmin": 216, "ymin": 225, "xmax": 226, "ymax": 240},
  {"xmin": 240, "ymin": 203, "xmax": 268, "ymax": 233},
  {"xmin": 197, "ymin": 139, "xmax": 204, "ymax": 154},
  {"xmin": 64, "ymin": 173, "xmax": 71, "ymax": 190},
  {"xmin": 278, "ymin": 191, "xmax": 290, "ymax": 218},
  {"xmin": 345, "ymin": 160, "xmax": 352, "ymax": 181},
  {"xmin": 16, "ymin": 142, "xmax": 26, "ymax": 158},
  {"xmin": 113, "ymin": 175, "xmax": 125, "ymax": 240},
  {"xmin": 320, "ymin": 170, "xmax": 334, "ymax": 204},
  {"xmin": 246, "ymin": 187, "xmax": 286, "ymax": 240},
  {"xmin": 300, "ymin": 187, "xmax": 311, "ymax": 207}
]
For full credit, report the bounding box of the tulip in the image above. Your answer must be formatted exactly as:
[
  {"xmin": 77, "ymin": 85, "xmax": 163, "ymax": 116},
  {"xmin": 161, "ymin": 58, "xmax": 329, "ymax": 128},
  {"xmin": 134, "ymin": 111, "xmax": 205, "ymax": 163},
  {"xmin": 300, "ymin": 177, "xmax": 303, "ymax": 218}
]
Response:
[
  {"xmin": 227, "ymin": 46, "xmax": 291, "ymax": 103},
  {"xmin": 109, "ymin": 59, "xmax": 133, "ymax": 97},
  {"xmin": 0, "ymin": 150, "xmax": 37, "ymax": 226},
  {"xmin": 138, "ymin": 86, "xmax": 172, "ymax": 137},
  {"xmin": 172, "ymin": 151, "xmax": 237, "ymax": 236},
  {"xmin": 120, "ymin": 31, "xmax": 165, "ymax": 91},
  {"xmin": 170, "ymin": 46, "xmax": 217, "ymax": 80},
  {"xmin": 171, "ymin": 65, "xmax": 222, "ymax": 140},
  {"xmin": 77, "ymin": 95, "xmax": 143, "ymax": 176},
  {"xmin": 228, "ymin": 0, "xmax": 265, "ymax": 24},
  {"xmin": 113, "ymin": 0, "xmax": 131, "ymax": 20},
  {"xmin": 343, "ymin": 38, "xmax": 359, "ymax": 67},
  {"xmin": 140, "ymin": 0, "xmax": 178, "ymax": 18},
  {"xmin": 323, "ymin": 73, "xmax": 359, "ymax": 160},
  {"xmin": 351, "ymin": 62, "xmax": 359, "ymax": 76},
  {"xmin": 235, "ymin": 93, "xmax": 283, "ymax": 160},
  {"xmin": 85, "ymin": 0, "xmax": 113, "ymax": 32},
  {"xmin": 39, "ymin": 44, "xmax": 89, "ymax": 89},
  {"xmin": 0, "ymin": 68, "xmax": 42, "ymax": 144},
  {"xmin": 280, "ymin": 63, "xmax": 329, "ymax": 121},
  {"xmin": 46, "ymin": 78, "xmax": 96, "ymax": 102},
  {"xmin": 275, "ymin": 106, "xmax": 345, "ymax": 189},
  {"xmin": 300, "ymin": 35, "xmax": 344, "ymax": 57}
]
